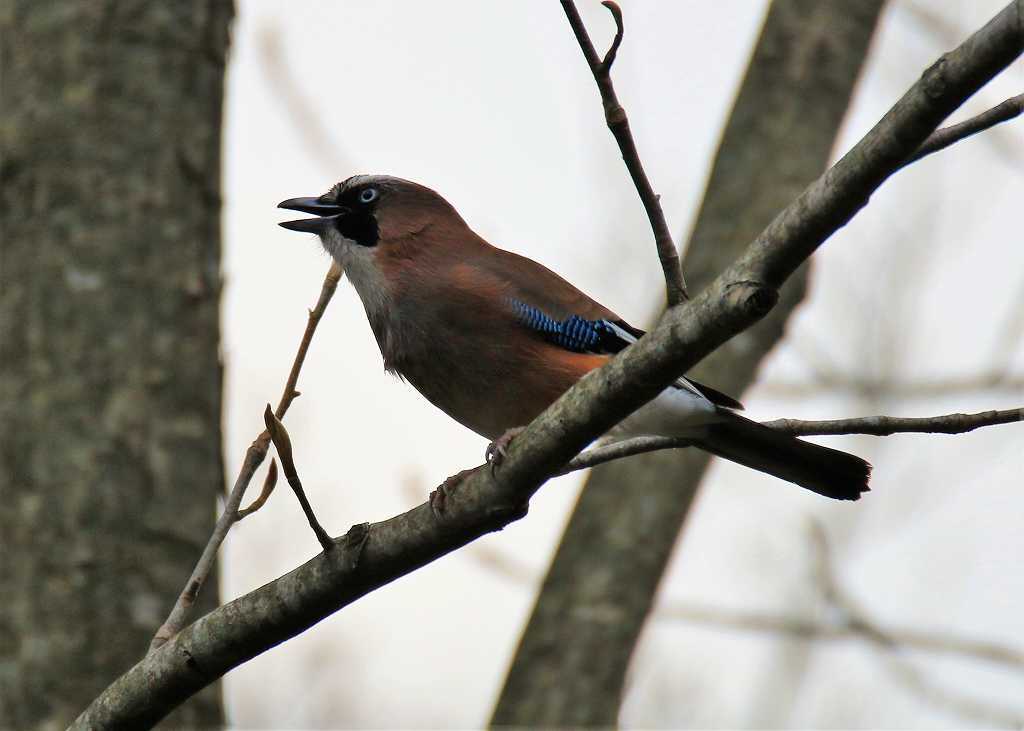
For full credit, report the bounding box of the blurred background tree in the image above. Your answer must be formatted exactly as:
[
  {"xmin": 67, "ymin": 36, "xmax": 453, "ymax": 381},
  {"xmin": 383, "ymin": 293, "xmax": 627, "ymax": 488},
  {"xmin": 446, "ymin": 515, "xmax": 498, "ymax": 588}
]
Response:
[
  {"xmin": 491, "ymin": 0, "xmax": 887, "ymax": 725},
  {"xmin": 0, "ymin": 3, "xmax": 233, "ymax": 727}
]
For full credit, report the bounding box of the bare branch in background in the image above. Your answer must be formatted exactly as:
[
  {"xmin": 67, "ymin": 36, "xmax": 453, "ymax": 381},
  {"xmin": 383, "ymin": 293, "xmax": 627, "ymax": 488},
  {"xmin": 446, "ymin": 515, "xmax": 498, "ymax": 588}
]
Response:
[
  {"xmin": 257, "ymin": 27, "xmax": 349, "ymax": 174},
  {"xmin": 876, "ymin": 654, "xmax": 1024, "ymax": 728},
  {"xmin": 149, "ymin": 263, "xmax": 343, "ymax": 652},
  {"xmin": 766, "ymin": 253, "xmax": 1024, "ymax": 401},
  {"xmin": 438, "ymin": 492, "xmax": 1024, "ymax": 685},
  {"xmin": 561, "ymin": 0, "xmax": 688, "ymax": 305},
  {"xmin": 659, "ymin": 601, "xmax": 1024, "ymax": 674},
  {"xmin": 759, "ymin": 372, "xmax": 1024, "ymax": 399},
  {"xmin": 808, "ymin": 524, "xmax": 1024, "ymax": 727},
  {"xmin": 452, "ymin": 521, "xmax": 1024, "ymax": 677}
]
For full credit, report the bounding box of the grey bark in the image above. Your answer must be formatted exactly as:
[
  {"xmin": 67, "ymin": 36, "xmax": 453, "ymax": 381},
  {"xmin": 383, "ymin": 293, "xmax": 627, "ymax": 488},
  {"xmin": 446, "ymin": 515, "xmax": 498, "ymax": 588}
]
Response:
[
  {"xmin": 0, "ymin": 2, "xmax": 233, "ymax": 728},
  {"xmin": 491, "ymin": 1, "xmax": 888, "ymax": 726}
]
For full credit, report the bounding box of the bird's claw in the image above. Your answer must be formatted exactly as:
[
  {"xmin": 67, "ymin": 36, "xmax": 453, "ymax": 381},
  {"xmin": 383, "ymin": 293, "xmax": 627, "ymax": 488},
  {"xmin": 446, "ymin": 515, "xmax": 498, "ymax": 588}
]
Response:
[
  {"xmin": 485, "ymin": 427, "xmax": 525, "ymax": 471},
  {"xmin": 430, "ymin": 468, "xmax": 474, "ymax": 518}
]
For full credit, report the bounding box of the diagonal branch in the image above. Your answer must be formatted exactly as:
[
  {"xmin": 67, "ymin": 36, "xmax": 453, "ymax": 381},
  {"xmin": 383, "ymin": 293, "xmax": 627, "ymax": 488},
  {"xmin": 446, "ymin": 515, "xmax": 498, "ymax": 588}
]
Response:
[
  {"xmin": 561, "ymin": 0, "xmax": 688, "ymax": 305},
  {"xmin": 75, "ymin": 2, "xmax": 1024, "ymax": 726}
]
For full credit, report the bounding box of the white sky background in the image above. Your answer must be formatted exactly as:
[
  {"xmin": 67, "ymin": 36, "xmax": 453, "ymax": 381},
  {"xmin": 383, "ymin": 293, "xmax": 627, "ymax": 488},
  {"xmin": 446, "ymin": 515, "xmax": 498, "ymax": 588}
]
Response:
[{"xmin": 220, "ymin": 1, "xmax": 1023, "ymax": 728}]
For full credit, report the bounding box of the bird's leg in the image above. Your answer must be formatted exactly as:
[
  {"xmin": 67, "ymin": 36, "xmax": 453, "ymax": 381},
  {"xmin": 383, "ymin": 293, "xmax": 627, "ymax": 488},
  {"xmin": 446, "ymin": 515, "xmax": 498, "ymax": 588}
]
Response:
[
  {"xmin": 485, "ymin": 426, "xmax": 526, "ymax": 469},
  {"xmin": 429, "ymin": 468, "xmax": 475, "ymax": 518}
]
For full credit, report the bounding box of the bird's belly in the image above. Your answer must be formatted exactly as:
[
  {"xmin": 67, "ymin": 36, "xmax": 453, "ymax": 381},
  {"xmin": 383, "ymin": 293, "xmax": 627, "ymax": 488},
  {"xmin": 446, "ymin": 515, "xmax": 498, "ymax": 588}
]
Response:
[
  {"xmin": 393, "ymin": 342, "xmax": 581, "ymax": 441},
  {"xmin": 396, "ymin": 340, "xmax": 719, "ymax": 441}
]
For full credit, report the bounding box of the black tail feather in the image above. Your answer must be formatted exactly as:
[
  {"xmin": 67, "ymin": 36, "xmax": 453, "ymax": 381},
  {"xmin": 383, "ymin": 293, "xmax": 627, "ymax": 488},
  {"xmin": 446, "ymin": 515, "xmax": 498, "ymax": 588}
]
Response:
[{"xmin": 700, "ymin": 412, "xmax": 871, "ymax": 500}]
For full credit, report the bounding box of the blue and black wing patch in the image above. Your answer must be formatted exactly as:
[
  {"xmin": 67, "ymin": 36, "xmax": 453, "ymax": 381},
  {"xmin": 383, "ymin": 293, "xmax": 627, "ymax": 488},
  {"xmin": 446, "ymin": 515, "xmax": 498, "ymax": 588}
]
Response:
[
  {"xmin": 509, "ymin": 298, "xmax": 744, "ymax": 410},
  {"xmin": 509, "ymin": 299, "xmax": 636, "ymax": 354}
]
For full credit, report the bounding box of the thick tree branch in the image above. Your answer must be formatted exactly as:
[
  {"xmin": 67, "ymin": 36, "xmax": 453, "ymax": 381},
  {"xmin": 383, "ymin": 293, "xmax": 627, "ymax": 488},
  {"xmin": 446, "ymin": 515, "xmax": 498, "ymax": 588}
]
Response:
[
  {"xmin": 76, "ymin": 3, "xmax": 1024, "ymax": 726},
  {"xmin": 561, "ymin": 0, "xmax": 688, "ymax": 305},
  {"xmin": 148, "ymin": 263, "xmax": 343, "ymax": 652}
]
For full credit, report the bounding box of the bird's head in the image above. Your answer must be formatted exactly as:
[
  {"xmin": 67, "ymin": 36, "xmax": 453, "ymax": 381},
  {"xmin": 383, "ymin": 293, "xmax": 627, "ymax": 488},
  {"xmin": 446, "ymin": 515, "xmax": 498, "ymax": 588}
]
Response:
[{"xmin": 278, "ymin": 175, "xmax": 464, "ymax": 263}]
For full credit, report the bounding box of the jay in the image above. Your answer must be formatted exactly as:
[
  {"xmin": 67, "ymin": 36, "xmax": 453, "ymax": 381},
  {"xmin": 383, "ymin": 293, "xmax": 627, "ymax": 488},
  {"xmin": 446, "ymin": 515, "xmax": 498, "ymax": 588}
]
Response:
[{"xmin": 279, "ymin": 175, "xmax": 870, "ymax": 500}]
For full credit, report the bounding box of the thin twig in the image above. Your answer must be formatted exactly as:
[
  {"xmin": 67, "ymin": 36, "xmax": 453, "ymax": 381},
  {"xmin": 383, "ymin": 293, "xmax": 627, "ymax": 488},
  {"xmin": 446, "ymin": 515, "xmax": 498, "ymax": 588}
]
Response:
[
  {"xmin": 274, "ymin": 262, "xmax": 344, "ymax": 418},
  {"xmin": 763, "ymin": 408, "xmax": 1022, "ymax": 436},
  {"xmin": 237, "ymin": 458, "xmax": 278, "ymax": 520},
  {"xmin": 561, "ymin": 0, "xmax": 688, "ymax": 305},
  {"xmin": 148, "ymin": 262, "xmax": 343, "ymax": 652},
  {"xmin": 561, "ymin": 408, "xmax": 1022, "ymax": 473},
  {"xmin": 559, "ymin": 435, "xmax": 694, "ymax": 474},
  {"xmin": 264, "ymin": 405, "xmax": 334, "ymax": 551},
  {"xmin": 658, "ymin": 601, "xmax": 1024, "ymax": 673},
  {"xmin": 902, "ymin": 92, "xmax": 1024, "ymax": 168}
]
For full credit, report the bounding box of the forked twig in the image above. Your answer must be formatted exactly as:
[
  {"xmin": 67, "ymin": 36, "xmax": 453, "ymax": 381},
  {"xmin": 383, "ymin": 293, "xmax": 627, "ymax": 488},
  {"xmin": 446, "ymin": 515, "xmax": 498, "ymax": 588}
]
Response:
[
  {"xmin": 148, "ymin": 263, "xmax": 343, "ymax": 652},
  {"xmin": 561, "ymin": 0, "xmax": 688, "ymax": 306}
]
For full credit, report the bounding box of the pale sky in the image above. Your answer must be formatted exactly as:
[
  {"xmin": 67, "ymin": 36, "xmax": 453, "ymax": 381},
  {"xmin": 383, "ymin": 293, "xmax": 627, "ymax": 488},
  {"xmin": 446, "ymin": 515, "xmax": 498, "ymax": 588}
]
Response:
[{"xmin": 219, "ymin": 1, "xmax": 1023, "ymax": 727}]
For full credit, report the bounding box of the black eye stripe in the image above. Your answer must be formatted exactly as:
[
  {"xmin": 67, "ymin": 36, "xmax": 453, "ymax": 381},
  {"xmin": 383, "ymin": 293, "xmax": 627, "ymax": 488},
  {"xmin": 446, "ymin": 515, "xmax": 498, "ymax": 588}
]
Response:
[{"xmin": 335, "ymin": 208, "xmax": 379, "ymax": 247}]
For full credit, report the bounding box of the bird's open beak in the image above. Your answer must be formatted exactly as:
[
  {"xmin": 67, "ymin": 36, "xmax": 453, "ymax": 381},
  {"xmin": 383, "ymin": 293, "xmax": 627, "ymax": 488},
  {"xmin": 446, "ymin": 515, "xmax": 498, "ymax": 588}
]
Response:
[{"xmin": 277, "ymin": 197, "xmax": 348, "ymax": 234}]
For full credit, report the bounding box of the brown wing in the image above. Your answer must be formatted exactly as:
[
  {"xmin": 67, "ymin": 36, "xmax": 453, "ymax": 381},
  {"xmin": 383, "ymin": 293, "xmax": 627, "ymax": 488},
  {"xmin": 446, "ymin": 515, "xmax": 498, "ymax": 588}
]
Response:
[
  {"xmin": 467, "ymin": 244, "xmax": 623, "ymax": 322},
  {"xmin": 465, "ymin": 243, "xmax": 744, "ymax": 410}
]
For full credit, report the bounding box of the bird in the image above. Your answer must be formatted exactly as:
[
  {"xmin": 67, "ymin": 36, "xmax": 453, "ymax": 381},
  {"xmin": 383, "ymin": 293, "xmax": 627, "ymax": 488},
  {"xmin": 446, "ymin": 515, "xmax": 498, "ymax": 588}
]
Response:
[{"xmin": 278, "ymin": 175, "xmax": 870, "ymax": 500}]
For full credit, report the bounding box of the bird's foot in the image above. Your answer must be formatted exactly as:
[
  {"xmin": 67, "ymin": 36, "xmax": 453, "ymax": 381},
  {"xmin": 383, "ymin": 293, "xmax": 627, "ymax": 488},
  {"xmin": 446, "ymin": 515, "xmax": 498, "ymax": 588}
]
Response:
[
  {"xmin": 485, "ymin": 427, "xmax": 525, "ymax": 470},
  {"xmin": 430, "ymin": 468, "xmax": 474, "ymax": 518}
]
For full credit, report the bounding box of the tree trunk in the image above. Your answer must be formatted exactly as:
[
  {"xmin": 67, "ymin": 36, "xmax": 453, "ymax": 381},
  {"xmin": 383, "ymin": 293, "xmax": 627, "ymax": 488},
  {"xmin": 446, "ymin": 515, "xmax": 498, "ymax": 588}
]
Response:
[
  {"xmin": 491, "ymin": 1, "xmax": 887, "ymax": 726},
  {"xmin": 0, "ymin": 2, "xmax": 233, "ymax": 728}
]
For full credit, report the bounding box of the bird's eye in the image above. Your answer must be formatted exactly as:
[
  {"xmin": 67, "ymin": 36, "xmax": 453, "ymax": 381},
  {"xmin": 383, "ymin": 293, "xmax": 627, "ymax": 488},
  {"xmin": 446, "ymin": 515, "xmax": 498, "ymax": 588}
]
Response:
[{"xmin": 359, "ymin": 188, "xmax": 378, "ymax": 204}]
